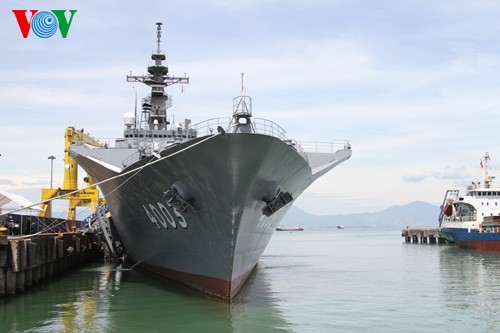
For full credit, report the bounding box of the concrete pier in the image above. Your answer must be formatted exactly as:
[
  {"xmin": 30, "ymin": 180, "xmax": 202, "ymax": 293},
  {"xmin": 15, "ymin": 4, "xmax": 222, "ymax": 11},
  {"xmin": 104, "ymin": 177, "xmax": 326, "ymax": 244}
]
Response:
[
  {"xmin": 0, "ymin": 232, "xmax": 103, "ymax": 297},
  {"xmin": 401, "ymin": 227, "xmax": 451, "ymax": 244}
]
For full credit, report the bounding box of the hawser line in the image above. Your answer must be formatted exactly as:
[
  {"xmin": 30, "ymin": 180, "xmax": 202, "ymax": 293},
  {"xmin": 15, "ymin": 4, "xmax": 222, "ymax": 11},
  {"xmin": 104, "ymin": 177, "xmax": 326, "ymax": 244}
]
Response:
[{"xmin": 0, "ymin": 131, "xmax": 223, "ymax": 219}]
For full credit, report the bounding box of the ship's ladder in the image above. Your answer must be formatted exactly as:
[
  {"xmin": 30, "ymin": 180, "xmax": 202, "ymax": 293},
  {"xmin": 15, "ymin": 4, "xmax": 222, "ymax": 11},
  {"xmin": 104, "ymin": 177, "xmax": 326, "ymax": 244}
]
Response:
[{"xmin": 95, "ymin": 206, "xmax": 121, "ymax": 258}]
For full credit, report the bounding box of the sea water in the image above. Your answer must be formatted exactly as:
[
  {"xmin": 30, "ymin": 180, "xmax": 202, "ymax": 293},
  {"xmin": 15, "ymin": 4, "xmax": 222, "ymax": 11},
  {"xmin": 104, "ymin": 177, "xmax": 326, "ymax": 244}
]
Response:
[{"xmin": 1, "ymin": 228, "xmax": 500, "ymax": 332}]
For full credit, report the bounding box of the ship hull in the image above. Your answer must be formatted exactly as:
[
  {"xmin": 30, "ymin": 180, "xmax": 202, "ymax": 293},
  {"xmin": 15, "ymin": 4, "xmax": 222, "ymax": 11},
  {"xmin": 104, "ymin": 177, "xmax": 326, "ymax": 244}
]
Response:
[
  {"xmin": 70, "ymin": 133, "xmax": 351, "ymax": 300},
  {"xmin": 441, "ymin": 227, "xmax": 500, "ymax": 251}
]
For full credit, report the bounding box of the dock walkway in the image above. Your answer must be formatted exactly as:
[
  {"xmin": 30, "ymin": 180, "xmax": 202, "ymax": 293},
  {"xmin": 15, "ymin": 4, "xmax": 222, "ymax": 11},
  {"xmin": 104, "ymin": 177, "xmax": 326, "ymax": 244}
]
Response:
[{"xmin": 401, "ymin": 227, "xmax": 452, "ymax": 244}]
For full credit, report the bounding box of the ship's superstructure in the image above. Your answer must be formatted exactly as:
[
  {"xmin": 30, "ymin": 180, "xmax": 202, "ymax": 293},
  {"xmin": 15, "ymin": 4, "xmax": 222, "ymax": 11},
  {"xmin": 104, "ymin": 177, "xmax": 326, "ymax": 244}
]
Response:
[
  {"xmin": 439, "ymin": 153, "xmax": 500, "ymax": 251},
  {"xmin": 116, "ymin": 22, "xmax": 191, "ymax": 157},
  {"xmin": 69, "ymin": 23, "xmax": 352, "ymax": 300}
]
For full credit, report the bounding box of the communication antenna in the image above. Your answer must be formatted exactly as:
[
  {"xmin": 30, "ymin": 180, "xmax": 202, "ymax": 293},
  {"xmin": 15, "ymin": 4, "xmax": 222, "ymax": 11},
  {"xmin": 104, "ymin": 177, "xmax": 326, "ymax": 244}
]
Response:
[
  {"xmin": 483, "ymin": 152, "xmax": 495, "ymax": 188},
  {"xmin": 241, "ymin": 72, "xmax": 245, "ymax": 96},
  {"xmin": 156, "ymin": 22, "xmax": 162, "ymax": 52}
]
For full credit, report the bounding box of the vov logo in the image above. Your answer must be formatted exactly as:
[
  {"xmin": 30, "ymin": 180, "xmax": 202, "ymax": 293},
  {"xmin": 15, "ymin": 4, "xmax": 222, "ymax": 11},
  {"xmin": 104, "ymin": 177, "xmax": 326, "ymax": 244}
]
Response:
[{"xmin": 12, "ymin": 10, "xmax": 77, "ymax": 38}]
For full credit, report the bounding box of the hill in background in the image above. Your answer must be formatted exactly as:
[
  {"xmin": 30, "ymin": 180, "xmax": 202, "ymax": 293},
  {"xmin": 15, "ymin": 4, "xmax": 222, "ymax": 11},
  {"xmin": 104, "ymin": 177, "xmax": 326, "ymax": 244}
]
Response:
[{"xmin": 281, "ymin": 201, "xmax": 440, "ymax": 228}]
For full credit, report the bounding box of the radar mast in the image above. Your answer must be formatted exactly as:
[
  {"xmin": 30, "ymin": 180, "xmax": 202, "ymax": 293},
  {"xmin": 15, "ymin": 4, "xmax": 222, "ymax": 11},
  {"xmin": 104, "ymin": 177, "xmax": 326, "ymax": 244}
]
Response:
[{"xmin": 126, "ymin": 22, "xmax": 189, "ymax": 131}]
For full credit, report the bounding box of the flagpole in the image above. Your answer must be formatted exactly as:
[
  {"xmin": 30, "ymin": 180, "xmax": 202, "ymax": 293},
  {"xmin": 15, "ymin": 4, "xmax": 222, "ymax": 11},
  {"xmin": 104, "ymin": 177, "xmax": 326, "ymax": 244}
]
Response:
[
  {"xmin": 134, "ymin": 86, "xmax": 138, "ymax": 135},
  {"xmin": 241, "ymin": 72, "xmax": 245, "ymax": 96}
]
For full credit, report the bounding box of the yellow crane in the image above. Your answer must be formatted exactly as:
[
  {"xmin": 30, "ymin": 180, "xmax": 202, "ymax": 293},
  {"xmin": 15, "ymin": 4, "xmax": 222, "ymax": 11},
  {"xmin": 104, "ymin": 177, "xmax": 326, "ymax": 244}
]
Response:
[{"xmin": 39, "ymin": 127, "xmax": 106, "ymax": 222}]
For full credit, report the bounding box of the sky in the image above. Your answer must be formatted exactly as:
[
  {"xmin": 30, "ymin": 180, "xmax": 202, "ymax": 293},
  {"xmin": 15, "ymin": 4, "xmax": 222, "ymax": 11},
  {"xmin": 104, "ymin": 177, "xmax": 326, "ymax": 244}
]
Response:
[{"xmin": 1, "ymin": 0, "xmax": 500, "ymax": 218}]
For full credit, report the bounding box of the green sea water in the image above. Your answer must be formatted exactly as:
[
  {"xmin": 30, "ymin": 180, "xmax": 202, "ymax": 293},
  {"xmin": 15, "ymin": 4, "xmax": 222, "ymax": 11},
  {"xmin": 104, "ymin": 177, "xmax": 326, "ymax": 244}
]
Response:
[{"xmin": 2, "ymin": 228, "xmax": 500, "ymax": 332}]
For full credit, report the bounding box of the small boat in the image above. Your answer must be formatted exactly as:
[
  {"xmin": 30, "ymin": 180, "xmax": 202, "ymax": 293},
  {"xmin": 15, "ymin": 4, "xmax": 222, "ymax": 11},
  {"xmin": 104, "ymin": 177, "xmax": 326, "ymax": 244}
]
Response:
[
  {"xmin": 276, "ymin": 226, "xmax": 304, "ymax": 231},
  {"xmin": 337, "ymin": 225, "xmax": 345, "ymax": 229},
  {"xmin": 439, "ymin": 152, "xmax": 500, "ymax": 251}
]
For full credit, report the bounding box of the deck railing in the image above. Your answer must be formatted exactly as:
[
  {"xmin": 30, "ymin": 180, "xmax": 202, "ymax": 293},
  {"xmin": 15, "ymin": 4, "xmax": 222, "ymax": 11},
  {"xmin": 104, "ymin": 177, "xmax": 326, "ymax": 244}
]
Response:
[
  {"xmin": 297, "ymin": 141, "xmax": 351, "ymax": 154},
  {"xmin": 252, "ymin": 118, "xmax": 288, "ymax": 140},
  {"xmin": 192, "ymin": 117, "xmax": 232, "ymax": 137},
  {"xmin": 96, "ymin": 117, "xmax": 350, "ymax": 163},
  {"xmin": 192, "ymin": 117, "xmax": 309, "ymax": 159}
]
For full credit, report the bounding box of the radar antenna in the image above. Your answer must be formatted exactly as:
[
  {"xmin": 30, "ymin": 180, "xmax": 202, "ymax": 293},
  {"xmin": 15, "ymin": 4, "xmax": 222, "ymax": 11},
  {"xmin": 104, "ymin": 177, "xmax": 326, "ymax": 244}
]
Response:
[
  {"xmin": 156, "ymin": 22, "xmax": 162, "ymax": 53},
  {"xmin": 126, "ymin": 22, "xmax": 189, "ymax": 131}
]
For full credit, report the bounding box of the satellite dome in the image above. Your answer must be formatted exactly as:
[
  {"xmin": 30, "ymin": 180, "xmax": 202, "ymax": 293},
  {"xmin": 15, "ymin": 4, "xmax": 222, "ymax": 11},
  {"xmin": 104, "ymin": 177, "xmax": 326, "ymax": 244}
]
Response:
[{"xmin": 124, "ymin": 112, "xmax": 135, "ymax": 128}]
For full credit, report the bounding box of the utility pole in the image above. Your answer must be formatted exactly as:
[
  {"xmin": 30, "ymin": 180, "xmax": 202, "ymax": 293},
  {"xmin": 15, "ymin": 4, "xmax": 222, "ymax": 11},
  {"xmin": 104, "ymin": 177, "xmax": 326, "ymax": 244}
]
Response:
[{"xmin": 48, "ymin": 155, "xmax": 56, "ymax": 188}]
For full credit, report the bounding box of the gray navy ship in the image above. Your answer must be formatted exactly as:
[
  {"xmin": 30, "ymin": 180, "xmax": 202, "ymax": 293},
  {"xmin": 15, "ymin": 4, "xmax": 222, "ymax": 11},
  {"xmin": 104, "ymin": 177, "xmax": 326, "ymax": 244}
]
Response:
[{"xmin": 69, "ymin": 23, "xmax": 352, "ymax": 301}]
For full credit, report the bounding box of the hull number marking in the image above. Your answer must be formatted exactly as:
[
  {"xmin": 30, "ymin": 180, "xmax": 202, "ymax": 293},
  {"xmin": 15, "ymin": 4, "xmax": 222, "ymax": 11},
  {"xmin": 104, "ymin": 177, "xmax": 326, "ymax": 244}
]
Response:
[{"xmin": 143, "ymin": 201, "xmax": 188, "ymax": 230}]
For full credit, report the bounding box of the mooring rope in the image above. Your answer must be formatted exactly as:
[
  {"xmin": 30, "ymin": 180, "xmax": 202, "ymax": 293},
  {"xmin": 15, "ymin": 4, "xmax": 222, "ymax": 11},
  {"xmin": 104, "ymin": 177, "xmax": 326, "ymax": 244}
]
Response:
[{"xmin": 1, "ymin": 132, "xmax": 222, "ymax": 221}]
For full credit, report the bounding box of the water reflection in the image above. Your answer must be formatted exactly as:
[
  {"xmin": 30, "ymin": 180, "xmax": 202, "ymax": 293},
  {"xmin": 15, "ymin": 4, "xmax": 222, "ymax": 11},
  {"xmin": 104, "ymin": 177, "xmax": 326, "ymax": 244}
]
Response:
[
  {"xmin": 1, "ymin": 262, "xmax": 291, "ymax": 332},
  {"xmin": 231, "ymin": 265, "xmax": 291, "ymax": 332},
  {"xmin": 1, "ymin": 265, "xmax": 115, "ymax": 333},
  {"xmin": 439, "ymin": 247, "xmax": 500, "ymax": 331}
]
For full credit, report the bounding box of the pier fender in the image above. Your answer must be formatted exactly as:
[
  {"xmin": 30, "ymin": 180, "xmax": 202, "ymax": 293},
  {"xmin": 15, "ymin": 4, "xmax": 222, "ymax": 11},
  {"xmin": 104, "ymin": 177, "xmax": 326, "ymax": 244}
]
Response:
[{"xmin": 66, "ymin": 246, "xmax": 74, "ymax": 256}]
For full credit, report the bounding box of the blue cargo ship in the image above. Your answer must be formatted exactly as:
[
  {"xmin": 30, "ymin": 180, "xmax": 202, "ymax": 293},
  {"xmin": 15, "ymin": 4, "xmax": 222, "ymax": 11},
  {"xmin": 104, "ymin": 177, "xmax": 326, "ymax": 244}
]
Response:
[{"xmin": 439, "ymin": 153, "xmax": 500, "ymax": 251}]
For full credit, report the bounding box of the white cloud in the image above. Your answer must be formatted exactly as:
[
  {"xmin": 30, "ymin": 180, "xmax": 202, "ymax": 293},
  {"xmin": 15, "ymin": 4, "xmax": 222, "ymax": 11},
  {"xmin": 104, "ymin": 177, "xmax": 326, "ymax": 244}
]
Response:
[
  {"xmin": 2, "ymin": 1, "xmax": 500, "ymax": 215},
  {"xmin": 402, "ymin": 165, "xmax": 471, "ymax": 183}
]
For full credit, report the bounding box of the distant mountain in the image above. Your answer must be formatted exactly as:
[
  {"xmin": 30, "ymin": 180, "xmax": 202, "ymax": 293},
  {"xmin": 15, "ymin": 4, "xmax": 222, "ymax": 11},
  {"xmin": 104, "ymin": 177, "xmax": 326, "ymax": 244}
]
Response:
[{"xmin": 281, "ymin": 201, "xmax": 440, "ymax": 228}]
